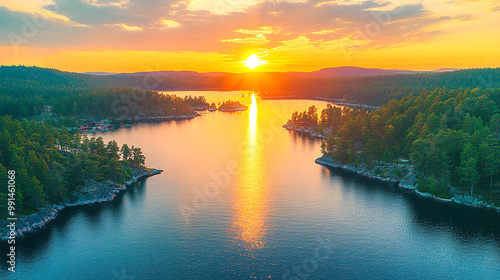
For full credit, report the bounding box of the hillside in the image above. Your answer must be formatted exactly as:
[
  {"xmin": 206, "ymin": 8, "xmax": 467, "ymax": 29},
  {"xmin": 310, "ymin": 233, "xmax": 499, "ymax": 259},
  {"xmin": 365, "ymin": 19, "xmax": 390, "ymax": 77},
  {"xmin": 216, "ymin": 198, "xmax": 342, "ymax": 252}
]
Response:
[{"xmin": 2, "ymin": 66, "xmax": 500, "ymax": 110}]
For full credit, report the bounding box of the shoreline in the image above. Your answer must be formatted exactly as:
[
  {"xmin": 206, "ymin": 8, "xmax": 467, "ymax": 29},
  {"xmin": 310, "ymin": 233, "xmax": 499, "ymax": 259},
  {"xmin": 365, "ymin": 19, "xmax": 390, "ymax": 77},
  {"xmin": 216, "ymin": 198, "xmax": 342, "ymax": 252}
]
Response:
[
  {"xmin": 316, "ymin": 155, "xmax": 500, "ymax": 213},
  {"xmin": 315, "ymin": 97, "xmax": 380, "ymax": 109},
  {"xmin": 80, "ymin": 114, "xmax": 200, "ymax": 133},
  {"xmin": 1, "ymin": 168, "xmax": 163, "ymax": 242},
  {"xmin": 282, "ymin": 123, "xmax": 329, "ymax": 139},
  {"xmin": 110, "ymin": 113, "xmax": 199, "ymax": 124},
  {"xmin": 284, "ymin": 123, "xmax": 500, "ymax": 214},
  {"xmin": 218, "ymin": 107, "xmax": 248, "ymax": 112}
]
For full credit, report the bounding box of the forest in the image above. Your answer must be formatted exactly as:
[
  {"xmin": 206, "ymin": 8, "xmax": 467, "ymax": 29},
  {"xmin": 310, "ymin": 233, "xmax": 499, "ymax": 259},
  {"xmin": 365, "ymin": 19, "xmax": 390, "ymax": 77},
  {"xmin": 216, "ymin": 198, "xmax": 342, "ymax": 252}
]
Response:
[
  {"xmin": 0, "ymin": 66, "xmax": 214, "ymax": 219},
  {"xmin": 288, "ymin": 87, "xmax": 500, "ymax": 201},
  {"xmin": 0, "ymin": 66, "xmax": 208, "ymax": 118},
  {"xmin": 0, "ymin": 116, "xmax": 146, "ymax": 218},
  {"xmin": 119, "ymin": 68, "xmax": 500, "ymax": 106},
  {"xmin": 2, "ymin": 65, "xmax": 500, "ymax": 215},
  {"xmin": 257, "ymin": 68, "xmax": 500, "ymax": 106},
  {"xmin": 3, "ymin": 66, "xmax": 500, "ymax": 110}
]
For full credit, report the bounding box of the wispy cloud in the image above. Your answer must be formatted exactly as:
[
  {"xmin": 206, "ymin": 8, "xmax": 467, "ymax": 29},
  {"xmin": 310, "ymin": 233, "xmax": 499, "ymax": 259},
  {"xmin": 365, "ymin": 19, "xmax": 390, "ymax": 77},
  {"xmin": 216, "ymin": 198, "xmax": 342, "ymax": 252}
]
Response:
[{"xmin": 0, "ymin": 0, "xmax": 448, "ymax": 51}]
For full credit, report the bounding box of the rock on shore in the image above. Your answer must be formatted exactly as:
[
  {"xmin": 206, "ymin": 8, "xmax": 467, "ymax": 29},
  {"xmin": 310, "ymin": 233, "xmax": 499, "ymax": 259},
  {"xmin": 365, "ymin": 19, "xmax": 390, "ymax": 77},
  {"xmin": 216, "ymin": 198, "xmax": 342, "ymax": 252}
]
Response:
[
  {"xmin": 1, "ymin": 168, "xmax": 163, "ymax": 241},
  {"xmin": 315, "ymin": 155, "xmax": 500, "ymax": 213},
  {"xmin": 218, "ymin": 105, "xmax": 248, "ymax": 112},
  {"xmin": 282, "ymin": 123, "xmax": 329, "ymax": 139},
  {"xmin": 315, "ymin": 155, "xmax": 399, "ymax": 183}
]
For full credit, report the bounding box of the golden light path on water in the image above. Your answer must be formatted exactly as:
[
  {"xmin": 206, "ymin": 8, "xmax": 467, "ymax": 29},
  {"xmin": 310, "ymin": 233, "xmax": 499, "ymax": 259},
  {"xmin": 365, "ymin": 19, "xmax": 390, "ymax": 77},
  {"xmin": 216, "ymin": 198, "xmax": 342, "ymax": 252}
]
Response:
[{"xmin": 231, "ymin": 94, "xmax": 269, "ymax": 250}]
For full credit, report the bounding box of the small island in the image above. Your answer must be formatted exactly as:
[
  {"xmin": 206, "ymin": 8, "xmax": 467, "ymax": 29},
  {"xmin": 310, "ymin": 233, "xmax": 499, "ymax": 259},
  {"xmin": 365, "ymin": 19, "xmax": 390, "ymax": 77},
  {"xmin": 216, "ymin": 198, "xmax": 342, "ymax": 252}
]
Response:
[
  {"xmin": 217, "ymin": 100, "xmax": 248, "ymax": 112},
  {"xmin": 187, "ymin": 100, "xmax": 248, "ymax": 112},
  {"xmin": 208, "ymin": 102, "xmax": 218, "ymax": 111}
]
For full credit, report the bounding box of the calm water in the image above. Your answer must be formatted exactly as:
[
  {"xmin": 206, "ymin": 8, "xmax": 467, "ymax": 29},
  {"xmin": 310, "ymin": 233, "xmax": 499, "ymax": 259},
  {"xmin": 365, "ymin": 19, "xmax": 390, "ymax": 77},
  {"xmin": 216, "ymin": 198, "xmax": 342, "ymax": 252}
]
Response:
[{"xmin": 2, "ymin": 91, "xmax": 500, "ymax": 280}]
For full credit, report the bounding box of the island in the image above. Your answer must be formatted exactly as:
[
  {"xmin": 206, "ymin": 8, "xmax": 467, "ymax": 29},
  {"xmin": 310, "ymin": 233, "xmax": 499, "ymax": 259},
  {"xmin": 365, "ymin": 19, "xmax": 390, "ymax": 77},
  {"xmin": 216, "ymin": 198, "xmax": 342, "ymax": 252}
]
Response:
[
  {"xmin": 217, "ymin": 100, "xmax": 248, "ymax": 112},
  {"xmin": 187, "ymin": 100, "xmax": 248, "ymax": 113}
]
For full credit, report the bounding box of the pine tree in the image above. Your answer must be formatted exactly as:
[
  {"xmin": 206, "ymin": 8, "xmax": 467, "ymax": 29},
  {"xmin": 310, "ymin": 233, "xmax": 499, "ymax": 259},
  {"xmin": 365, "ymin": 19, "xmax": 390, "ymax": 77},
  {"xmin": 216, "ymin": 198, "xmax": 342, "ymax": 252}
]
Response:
[
  {"xmin": 485, "ymin": 146, "xmax": 500, "ymax": 194},
  {"xmin": 459, "ymin": 143, "xmax": 480, "ymax": 196},
  {"xmin": 131, "ymin": 146, "xmax": 146, "ymax": 166},
  {"xmin": 120, "ymin": 144, "xmax": 131, "ymax": 161},
  {"xmin": 107, "ymin": 140, "xmax": 120, "ymax": 161}
]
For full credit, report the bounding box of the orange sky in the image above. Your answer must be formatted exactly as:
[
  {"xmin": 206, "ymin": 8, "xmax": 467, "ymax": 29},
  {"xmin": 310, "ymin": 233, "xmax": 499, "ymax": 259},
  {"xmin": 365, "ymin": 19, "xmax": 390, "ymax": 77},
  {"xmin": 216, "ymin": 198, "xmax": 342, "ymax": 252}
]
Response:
[{"xmin": 0, "ymin": 0, "xmax": 499, "ymax": 73}]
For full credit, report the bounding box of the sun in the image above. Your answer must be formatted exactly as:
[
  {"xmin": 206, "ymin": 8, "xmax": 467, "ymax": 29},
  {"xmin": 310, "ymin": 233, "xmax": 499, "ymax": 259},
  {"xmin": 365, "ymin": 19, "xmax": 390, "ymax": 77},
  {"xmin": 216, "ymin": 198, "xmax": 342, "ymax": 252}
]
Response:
[{"xmin": 243, "ymin": 54, "xmax": 266, "ymax": 69}]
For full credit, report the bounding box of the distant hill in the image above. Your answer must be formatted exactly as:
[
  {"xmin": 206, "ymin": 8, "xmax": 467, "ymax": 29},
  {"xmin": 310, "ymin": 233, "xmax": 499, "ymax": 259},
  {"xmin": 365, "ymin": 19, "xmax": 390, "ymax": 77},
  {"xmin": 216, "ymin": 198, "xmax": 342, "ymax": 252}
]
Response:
[
  {"xmin": 83, "ymin": 72, "xmax": 117, "ymax": 75},
  {"xmin": 0, "ymin": 66, "xmax": 121, "ymax": 91},
  {"xmin": 114, "ymin": 66, "xmax": 418, "ymax": 79},
  {"xmin": 117, "ymin": 70, "xmax": 203, "ymax": 78},
  {"xmin": 307, "ymin": 66, "xmax": 418, "ymax": 77},
  {"xmin": 435, "ymin": 68, "xmax": 461, "ymax": 72},
  {"xmin": 2, "ymin": 65, "xmax": 499, "ymax": 108}
]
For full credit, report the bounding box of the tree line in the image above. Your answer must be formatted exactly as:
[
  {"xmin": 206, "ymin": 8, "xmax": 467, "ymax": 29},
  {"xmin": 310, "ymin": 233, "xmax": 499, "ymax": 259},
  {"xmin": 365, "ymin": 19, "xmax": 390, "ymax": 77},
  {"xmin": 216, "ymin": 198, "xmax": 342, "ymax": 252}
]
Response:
[
  {"xmin": 0, "ymin": 116, "xmax": 145, "ymax": 218},
  {"xmin": 0, "ymin": 66, "xmax": 208, "ymax": 118},
  {"xmin": 289, "ymin": 87, "xmax": 500, "ymax": 199},
  {"xmin": 4, "ymin": 66, "xmax": 500, "ymax": 110}
]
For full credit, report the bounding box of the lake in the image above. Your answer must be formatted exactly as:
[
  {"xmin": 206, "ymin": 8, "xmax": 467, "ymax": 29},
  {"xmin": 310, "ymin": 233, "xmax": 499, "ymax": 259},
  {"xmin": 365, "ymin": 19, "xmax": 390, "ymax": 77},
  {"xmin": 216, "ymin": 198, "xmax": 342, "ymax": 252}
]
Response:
[{"xmin": 2, "ymin": 91, "xmax": 500, "ymax": 279}]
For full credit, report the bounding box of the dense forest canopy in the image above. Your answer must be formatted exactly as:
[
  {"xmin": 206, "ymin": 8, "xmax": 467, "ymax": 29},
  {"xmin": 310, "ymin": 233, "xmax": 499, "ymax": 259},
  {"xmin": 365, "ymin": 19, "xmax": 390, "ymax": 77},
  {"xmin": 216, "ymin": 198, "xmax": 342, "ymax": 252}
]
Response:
[
  {"xmin": 307, "ymin": 68, "xmax": 500, "ymax": 105},
  {"xmin": 118, "ymin": 68, "xmax": 500, "ymax": 106},
  {"xmin": 289, "ymin": 87, "xmax": 500, "ymax": 200},
  {"xmin": 2, "ymin": 66, "xmax": 500, "ymax": 110},
  {"xmin": 253, "ymin": 68, "xmax": 500, "ymax": 106},
  {"xmin": 0, "ymin": 66, "xmax": 208, "ymax": 118},
  {"xmin": 0, "ymin": 66, "xmax": 214, "ymax": 219},
  {"xmin": 2, "ymin": 65, "xmax": 500, "ymax": 214},
  {"xmin": 0, "ymin": 116, "xmax": 146, "ymax": 218}
]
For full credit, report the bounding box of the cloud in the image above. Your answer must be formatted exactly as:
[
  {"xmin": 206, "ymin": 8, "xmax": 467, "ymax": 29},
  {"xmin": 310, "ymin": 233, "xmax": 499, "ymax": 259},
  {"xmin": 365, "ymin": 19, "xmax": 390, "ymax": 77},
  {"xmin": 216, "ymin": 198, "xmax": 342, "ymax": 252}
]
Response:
[
  {"xmin": 42, "ymin": 0, "xmax": 145, "ymax": 25},
  {"xmin": 453, "ymin": 14, "xmax": 473, "ymax": 21},
  {"xmin": 0, "ymin": 1, "xmax": 463, "ymax": 55},
  {"xmin": 0, "ymin": 6, "xmax": 88, "ymax": 48},
  {"xmin": 225, "ymin": 1, "xmax": 448, "ymax": 50},
  {"xmin": 490, "ymin": 5, "xmax": 500, "ymax": 12}
]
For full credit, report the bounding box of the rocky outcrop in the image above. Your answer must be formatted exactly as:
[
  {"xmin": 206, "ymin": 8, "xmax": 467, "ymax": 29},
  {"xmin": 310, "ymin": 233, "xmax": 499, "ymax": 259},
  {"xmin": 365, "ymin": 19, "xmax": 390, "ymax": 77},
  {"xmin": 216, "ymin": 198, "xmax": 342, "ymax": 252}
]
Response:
[
  {"xmin": 112, "ymin": 113, "xmax": 199, "ymax": 124},
  {"xmin": 282, "ymin": 123, "xmax": 329, "ymax": 139},
  {"xmin": 1, "ymin": 168, "xmax": 162, "ymax": 241},
  {"xmin": 315, "ymin": 156, "xmax": 399, "ymax": 183},
  {"xmin": 218, "ymin": 105, "xmax": 248, "ymax": 112},
  {"xmin": 315, "ymin": 155, "xmax": 500, "ymax": 213}
]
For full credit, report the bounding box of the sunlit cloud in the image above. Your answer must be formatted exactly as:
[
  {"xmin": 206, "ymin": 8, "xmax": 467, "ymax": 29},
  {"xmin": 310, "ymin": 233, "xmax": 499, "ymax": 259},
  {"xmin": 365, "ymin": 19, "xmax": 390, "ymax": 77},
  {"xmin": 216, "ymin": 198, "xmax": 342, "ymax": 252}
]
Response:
[
  {"xmin": 222, "ymin": 26, "xmax": 281, "ymax": 45},
  {"xmin": 160, "ymin": 19, "xmax": 180, "ymax": 28},
  {"xmin": 489, "ymin": 5, "xmax": 500, "ymax": 12},
  {"xmin": 80, "ymin": 0, "xmax": 130, "ymax": 7},
  {"xmin": 311, "ymin": 29, "xmax": 342, "ymax": 35},
  {"xmin": 118, "ymin": 23, "xmax": 142, "ymax": 31},
  {"xmin": 188, "ymin": 0, "xmax": 260, "ymax": 15}
]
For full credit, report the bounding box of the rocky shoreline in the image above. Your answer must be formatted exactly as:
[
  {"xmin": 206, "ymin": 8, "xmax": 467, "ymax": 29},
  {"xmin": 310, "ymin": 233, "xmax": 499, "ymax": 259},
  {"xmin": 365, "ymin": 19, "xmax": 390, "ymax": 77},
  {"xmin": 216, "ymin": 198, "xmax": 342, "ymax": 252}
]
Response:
[
  {"xmin": 190, "ymin": 105, "xmax": 248, "ymax": 112},
  {"xmin": 315, "ymin": 97, "xmax": 380, "ymax": 110},
  {"xmin": 316, "ymin": 155, "xmax": 500, "ymax": 213},
  {"xmin": 282, "ymin": 123, "xmax": 329, "ymax": 139},
  {"xmin": 1, "ymin": 168, "xmax": 163, "ymax": 242},
  {"xmin": 111, "ymin": 113, "xmax": 200, "ymax": 124},
  {"xmin": 285, "ymin": 118, "xmax": 500, "ymax": 213},
  {"xmin": 218, "ymin": 105, "xmax": 248, "ymax": 112}
]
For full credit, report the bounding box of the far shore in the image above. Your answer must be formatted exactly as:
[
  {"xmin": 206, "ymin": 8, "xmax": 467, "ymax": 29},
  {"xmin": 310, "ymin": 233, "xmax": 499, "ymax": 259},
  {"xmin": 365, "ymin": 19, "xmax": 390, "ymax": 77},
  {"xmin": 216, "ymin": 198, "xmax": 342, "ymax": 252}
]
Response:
[{"xmin": 109, "ymin": 112, "xmax": 200, "ymax": 124}]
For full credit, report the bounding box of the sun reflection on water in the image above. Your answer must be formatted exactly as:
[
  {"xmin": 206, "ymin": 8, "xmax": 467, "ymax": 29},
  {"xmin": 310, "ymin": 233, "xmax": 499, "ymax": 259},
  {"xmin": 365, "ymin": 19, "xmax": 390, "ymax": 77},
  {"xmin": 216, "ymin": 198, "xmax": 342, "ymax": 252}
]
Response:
[{"xmin": 231, "ymin": 94, "xmax": 269, "ymax": 250}]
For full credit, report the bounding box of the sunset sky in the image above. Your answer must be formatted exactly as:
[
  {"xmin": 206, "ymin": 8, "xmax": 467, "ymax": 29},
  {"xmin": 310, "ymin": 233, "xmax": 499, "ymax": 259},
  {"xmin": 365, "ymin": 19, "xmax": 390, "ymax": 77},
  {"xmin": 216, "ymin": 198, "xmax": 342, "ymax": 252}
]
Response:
[{"xmin": 0, "ymin": 0, "xmax": 499, "ymax": 73}]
